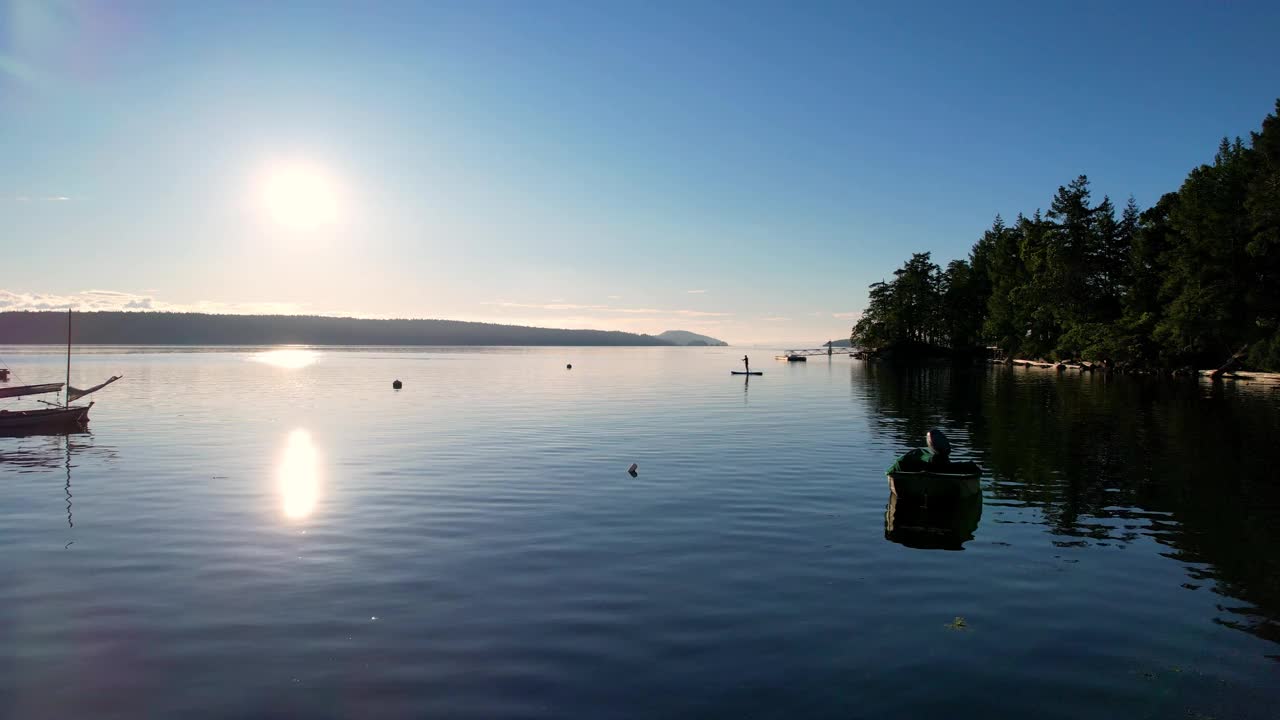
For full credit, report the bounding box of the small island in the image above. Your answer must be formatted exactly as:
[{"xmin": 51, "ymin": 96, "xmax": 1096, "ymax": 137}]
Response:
[{"xmin": 655, "ymin": 330, "xmax": 728, "ymax": 346}]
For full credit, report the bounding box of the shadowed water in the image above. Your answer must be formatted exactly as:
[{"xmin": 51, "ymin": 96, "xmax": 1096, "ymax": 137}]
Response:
[{"xmin": 1, "ymin": 346, "xmax": 1277, "ymax": 719}]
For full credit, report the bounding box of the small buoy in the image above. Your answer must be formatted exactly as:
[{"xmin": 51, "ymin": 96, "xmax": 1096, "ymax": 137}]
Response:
[
  {"xmin": 627, "ymin": 463, "xmax": 638, "ymax": 476},
  {"xmin": 392, "ymin": 379, "xmax": 403, "ymax": 389},
  {"xmin": 567, "ymin": 364, "xmax": 572, "ymax": 369}
]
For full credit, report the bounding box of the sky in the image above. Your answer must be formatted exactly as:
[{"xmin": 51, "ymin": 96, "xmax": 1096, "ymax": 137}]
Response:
[{"xmin": 2, "ymin": 0, "xmax": 1278, "ymax": 345}]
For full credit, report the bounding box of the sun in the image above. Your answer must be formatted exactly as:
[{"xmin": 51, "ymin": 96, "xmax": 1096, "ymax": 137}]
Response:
[{"xmin": 259, "ymin": 161, "xmax": 341, "ymax": 230}]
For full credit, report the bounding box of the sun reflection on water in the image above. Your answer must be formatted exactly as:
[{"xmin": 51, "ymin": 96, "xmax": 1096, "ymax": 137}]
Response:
[
  {"xmin": 278, "ymin": 429, "xmax": 320, "ymax": 520},
  {"xmin": 251, "ymin": 348, "xmax": 319, "ymax": 369}
]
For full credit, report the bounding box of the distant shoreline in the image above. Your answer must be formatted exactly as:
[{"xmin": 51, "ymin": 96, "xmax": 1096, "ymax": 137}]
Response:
[
  {"xmin": 0, "ymin": 343, "xmax": 735, "ymax": 349},
  {"xmin": 0, "ymin": 311, "xmax": 718, "ymax": 347}
]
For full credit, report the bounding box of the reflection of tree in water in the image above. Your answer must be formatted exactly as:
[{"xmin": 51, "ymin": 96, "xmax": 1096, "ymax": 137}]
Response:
[
  {"xmin": 860, "ymin": 364, "xmax": 1280, "ymax": 652},
  {"xmin": 860, "ymin": 363, "xmax": 989, "ymax": 454},
  {"xmin": 977, "ymin": 371, "xmax": 1176, "ymax": 534}
]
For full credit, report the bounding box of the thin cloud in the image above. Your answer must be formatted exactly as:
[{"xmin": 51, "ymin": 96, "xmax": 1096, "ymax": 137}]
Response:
[
  {"xmin": 0, "ymin": 56, "xmax": 49, "ymax": 88},
  {"xmin": 686, "ymin": 289, "xmax": 707, "ymax": 294},
  {"xmin": 6, "ymin": 195, "xmax": 71, "ymax": 202},
  {"xmin": 485, "ymin": 300, "xmax": 730, "ymax": 318},
  {"xmin": 482, "ymin": 301, "xmax": 608, "ymax": 311},
  {"xmin": 832, "ymin": 311, "xmax": 861, "ymax": 320},
  {"xmin": 761, "ymin": 316, "xmax": 791, "ymax": 322},
  {"xmin": 672, "ymin": 309, "xmax": 728, "ymax": 317},
  {"xmin": 607, "ymin": 308, "xmax": 658, "ymax": 314},
  {"xmin": 608, "ymin": 308, "xmax": 730, "ymax": 317},
  {"xmin": 83, "ymin": 289, "xmax": 144, "ymax": 298},
  {"xmin": 0, "ymin": 289, "xmax": 306, "ymax": 315}
]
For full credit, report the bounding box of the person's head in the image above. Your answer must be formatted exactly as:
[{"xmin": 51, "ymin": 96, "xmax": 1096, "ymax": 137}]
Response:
[{"xmin": 926, "ymin": 428, "xmax": 951, "ymax": 458}]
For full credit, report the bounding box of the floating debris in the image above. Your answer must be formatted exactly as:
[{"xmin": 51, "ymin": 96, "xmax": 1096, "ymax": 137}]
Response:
[
  {"xmin": 392, "ymin": 380, "xmax": 402, "ymax": 390},
  {"xmin": 946, "ymin": 616, "xmax": 968, "ymax": 631},
  {"xmin": 566, "ymin": 364, "xmax": 572, "ymax": 369},
  {"xmin": 627, "ymin": 463, "xmax": 638, "ymax": 476}
]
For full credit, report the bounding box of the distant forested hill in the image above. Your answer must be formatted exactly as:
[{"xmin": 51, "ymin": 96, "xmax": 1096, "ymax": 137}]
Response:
[
  {"xmin": 0, "ymin": 311, "xmax": 675, "ymax": 346},
  {"xmin": 656, "ymin": 330, "xmax": 728, "ymax": 346}
]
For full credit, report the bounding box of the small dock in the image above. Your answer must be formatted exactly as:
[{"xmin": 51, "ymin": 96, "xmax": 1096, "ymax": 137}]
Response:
[{"xmin": 775, "ymin": 347, "xmax": 856, "ymax": 360}]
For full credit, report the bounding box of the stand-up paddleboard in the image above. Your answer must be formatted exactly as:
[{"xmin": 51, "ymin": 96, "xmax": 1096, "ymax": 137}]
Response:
[{"xmin": 731, "ymin": 371, "xmax": 763, "ymax": 375}]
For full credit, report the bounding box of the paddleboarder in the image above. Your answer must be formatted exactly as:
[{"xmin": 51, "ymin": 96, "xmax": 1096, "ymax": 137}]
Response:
[{"xmin": 742, "ymin": 355, "xmax": 750, "ymax": 373}]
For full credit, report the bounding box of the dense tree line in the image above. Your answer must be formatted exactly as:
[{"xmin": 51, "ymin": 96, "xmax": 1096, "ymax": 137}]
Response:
[
  {"xmin": 853, "ymin": 100, "xmax": 1280, "ymax": 371},
  {"xmin": 0, "ymin": 312, "xmax": 675, "ymax": 346}
]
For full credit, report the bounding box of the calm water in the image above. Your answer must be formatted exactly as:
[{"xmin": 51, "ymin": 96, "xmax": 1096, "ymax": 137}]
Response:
[{"xmin": 1, "ymin": 346, "xmax": 1277, "ymax": 719}]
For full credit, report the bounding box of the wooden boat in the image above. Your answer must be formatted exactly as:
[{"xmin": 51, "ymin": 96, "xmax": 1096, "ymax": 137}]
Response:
[
  {"xmin": 886, "ymin": 464, "xmax": 982, "ymax": 499},
  {"xmin": 0, "ymin": 383, "xmax": 65, "ymax": 400},
  {"xmin": 786, "ymin": 355, "xmax": 807, "ymax": 362},
  {"xmin": 0, "ymin": 310, "xmax": 120, "ymax": 437},
  {"xmin": 0, "ymin": 402, "xmax": 93, "ymax": 434}
]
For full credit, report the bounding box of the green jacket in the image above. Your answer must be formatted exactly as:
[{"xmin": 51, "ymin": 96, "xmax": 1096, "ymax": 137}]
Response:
[{"xmin": 886, "ymin": 448, "xmax": 949, "ymax": 474}]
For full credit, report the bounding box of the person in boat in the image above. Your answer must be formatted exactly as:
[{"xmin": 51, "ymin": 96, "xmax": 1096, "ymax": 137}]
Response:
[
  {"xmin": 742, "ymin": 355, "xmax": 750, "ymax": 373},
  {"xmin": 888, "ymin": 428, "xmax": 954, "ymax": 472}
]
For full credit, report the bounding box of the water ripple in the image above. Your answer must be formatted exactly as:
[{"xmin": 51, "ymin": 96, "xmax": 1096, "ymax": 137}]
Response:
[{"xmin": 0, "ymin": 347, "xmax": 1277, "ymax": 719}]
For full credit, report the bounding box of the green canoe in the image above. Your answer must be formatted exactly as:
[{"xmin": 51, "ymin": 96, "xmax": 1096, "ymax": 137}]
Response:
[
  {"xmin": 886, "ymin": 468, "xmax": 982, "ymax": 499},
  {"xmin": 886, "ymin": 448, "xmax": 982, "ymax": 499}
]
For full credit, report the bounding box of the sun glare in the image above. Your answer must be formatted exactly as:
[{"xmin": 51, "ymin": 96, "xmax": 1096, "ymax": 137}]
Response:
[
  {"xmin": 278, "ymin": 429, "xmax": 321, "ymax": 520},
  {"xmin": 260, "ymin": 161, "xmax": 341, "ymax": 230},
  {"xmin": 250, "ymin": 348, "xmax": 320, "ymax": 369}
]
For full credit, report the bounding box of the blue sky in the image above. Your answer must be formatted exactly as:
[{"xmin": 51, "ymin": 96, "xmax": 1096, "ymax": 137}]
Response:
[{"xmin": 3, "ymin": 0, "xmax": 1277, "ymax": 344}]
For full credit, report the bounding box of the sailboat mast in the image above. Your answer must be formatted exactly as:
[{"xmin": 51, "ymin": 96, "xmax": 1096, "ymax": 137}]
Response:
[{"xmin": 65, "ymin": 308, "xmax": 71, "ymax": 407}]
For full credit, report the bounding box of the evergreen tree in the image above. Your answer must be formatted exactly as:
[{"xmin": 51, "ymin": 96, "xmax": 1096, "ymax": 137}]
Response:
[
  {"xmin": 853, "ymin": 99, "xmax": 1280, "ymax": 371},
  {"xmin": 1115, "ymin": 193, "xmax": 1178, "ymax": 365},
  {"xmin": 1156, "ymin": 137, "xmax": 1255, "ymax": 363},
  {"xmin": 941, "ymin": 259, "xmax": 987, "ymax": 349},
  {"xmin": 1016, "ymin": 211, "xmax": 1062, "ymax": 357},
  {"xmin": 1046, "ymin": 175, "xmax": 1095, "ymax": 332},
  {"xmin": 851, "ymin": 253, "xmax": 944, "ymax": 350},
  {"xmin": 983, "ymin": 214, "xmax": 1030, "ymax": 353},
  {"xmin": 1243, "ymin": 100, "xmax": 1280, "ymax": 369}
]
